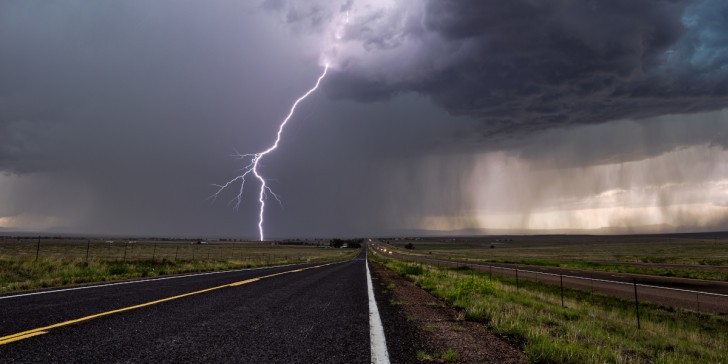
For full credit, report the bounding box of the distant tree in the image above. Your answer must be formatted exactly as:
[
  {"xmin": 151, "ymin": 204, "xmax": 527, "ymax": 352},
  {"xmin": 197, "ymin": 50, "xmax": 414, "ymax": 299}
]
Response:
[
  {"xmin": 405, "ymin": 243, "xmax": 415, "ymax": 250},
  {"xmin": 330, "ymin": 239, "xmax": 344, "ymax": 248},
  {"xmin": 330, "ymin": 238, "xmax": 362, "ymax": 248}
]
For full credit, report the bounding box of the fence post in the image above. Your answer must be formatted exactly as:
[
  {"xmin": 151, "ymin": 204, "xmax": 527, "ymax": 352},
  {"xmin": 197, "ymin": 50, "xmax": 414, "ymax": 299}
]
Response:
[
  {"xmin": 696, "ymin": 292, "xmax": 701, "ymax": 312},
  {"xmin": 560, "ymin": 274, "xmax": 565, "ymax": 308},
  {"xmin": 192, "ymin": 246, "xmax": 196, "ymax": 260},
  {"xmin": 633, "ymin": 278, "xmax": 641, "ymax": 329},
  {"xmin": 489, "ymin": 265, "xmax": 492, "ymax": 281},
  {"xmin": 124, "ymin": 243, "xmax": 128, "ymax": 262},
  {"xmin": 152, "ymin": 244, "xmax": 157, "ymax": 260},
  {"xmin": 515, "ymin": 267, "xmax": 520, "ymax": 292},
  {"xmin": 175, "ymin": 245, "xmax": 179, "ymax": 260},
  {"xmin": 86, "ymin": 240, "xmax": 90, "ymax": 262},
  {"xmin": 207, "ymin": 247, "xmax": 210, "ymax": 260},
  {"xmin": 35, "ymin": 237, "xmax": 41, "ymax": 262}
]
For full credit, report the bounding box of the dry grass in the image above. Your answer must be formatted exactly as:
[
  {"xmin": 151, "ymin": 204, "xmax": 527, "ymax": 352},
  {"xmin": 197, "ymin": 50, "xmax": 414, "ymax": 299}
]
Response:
[{"xmin": 0, "ymin": 238, "xmax": 356, "ymax": 293}]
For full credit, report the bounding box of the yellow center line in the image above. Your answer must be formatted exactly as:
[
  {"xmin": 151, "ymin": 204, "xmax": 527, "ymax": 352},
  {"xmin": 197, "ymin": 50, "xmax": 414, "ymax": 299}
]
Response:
[
  {"xmin": 0, "ymin": 331, "xmax": 48, "ymax": 345},
  {"xmin": 228, "ymin": 278, "xmax": 260, "ymax": 287},
  {"xmin": 0, "ymin": 262, "xmax": 337, "ymax": 345}
]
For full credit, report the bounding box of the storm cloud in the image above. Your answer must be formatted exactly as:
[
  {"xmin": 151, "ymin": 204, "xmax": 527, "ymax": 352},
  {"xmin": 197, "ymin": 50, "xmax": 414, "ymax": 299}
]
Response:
[
  {"xmin": 272, "ymin": 0, "xmax": 728, "ymax": 134},
  {"xmin": 1, "ymin": 0, "xmax": 728, "ymax": 237}
]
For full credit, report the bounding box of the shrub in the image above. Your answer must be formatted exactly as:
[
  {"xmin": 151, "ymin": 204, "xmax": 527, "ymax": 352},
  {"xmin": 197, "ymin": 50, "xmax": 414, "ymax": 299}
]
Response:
[{"xmin": 401, "ymin": 263, "xmax": 424, "ymax": 276}]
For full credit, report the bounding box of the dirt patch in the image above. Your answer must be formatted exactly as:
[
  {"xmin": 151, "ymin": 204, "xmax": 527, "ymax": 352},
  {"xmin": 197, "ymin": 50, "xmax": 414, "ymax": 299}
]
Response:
[{"xmin": 370, "ymin": 262, "xmax": 525, "ymax": 364}]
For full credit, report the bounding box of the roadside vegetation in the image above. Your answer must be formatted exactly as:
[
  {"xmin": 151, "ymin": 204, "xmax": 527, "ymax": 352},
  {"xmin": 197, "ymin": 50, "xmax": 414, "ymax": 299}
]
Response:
[
  {"xmin": 389, "ymin": 237, "xmax": 728, "ymax": 281},
  {"xmin": 0, "ymin": 241, "xmax": 357, "ymax": 293},
  {"xmin": 416, "ymin": 349, "xmax": 459, "ymax": 362},
  {"xmin": 425, "ymin": 258, "xmax": 728, "ymax": 282},
  {"xmin": 1, "ymin": 259, "xmax": 249, "ymax": 292},
  {"xmin": 371, "ymin": 248, "xmax": 728, "ymax": 363},
  {"xmin": 496, "ymin": 260, "xmax": 728, "ymax": 281}
]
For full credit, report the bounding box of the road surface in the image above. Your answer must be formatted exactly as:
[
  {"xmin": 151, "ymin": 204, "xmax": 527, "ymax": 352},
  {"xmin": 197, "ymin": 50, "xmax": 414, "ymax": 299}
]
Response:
[{"xmin": 0, "ymin": 249, "xmax": 390, "ymax": 363}]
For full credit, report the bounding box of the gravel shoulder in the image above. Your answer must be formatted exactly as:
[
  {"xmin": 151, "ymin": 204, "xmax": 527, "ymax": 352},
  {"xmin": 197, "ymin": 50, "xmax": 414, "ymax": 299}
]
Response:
[{"xmin": 370, "ymin": 261, "xmax": 525, "ymax": 364}]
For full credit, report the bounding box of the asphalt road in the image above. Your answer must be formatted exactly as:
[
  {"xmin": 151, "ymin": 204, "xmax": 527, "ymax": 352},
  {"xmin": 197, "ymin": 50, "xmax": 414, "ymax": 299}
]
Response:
[{"xmin": 0, "ymin": 250, "xmax": 382, "ymax": 363}]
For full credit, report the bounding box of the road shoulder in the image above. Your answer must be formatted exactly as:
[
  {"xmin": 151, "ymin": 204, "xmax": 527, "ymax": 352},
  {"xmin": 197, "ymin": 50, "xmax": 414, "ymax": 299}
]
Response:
[{"xmin": 370, "ymin": 261, "xmax": 525, "ymax": 364}]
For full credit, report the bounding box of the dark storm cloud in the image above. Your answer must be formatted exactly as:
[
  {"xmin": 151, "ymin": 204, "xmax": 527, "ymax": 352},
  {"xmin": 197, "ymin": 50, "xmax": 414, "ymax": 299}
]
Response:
[
  {"xmin": 2, "ymin": 0, "xmax": 728, "ymax": 237},
  {"xmin": 0, "ymin": 1, "xmax": 336, "ymax": 236},
  {"xmin": 303, "ymin": 0, "xmax": 728, "ymax": 134},
  {"xmin": 0, "ymin": 0, "xmax": 469, "ymax": 237},
  {"xmin": 0, "ymin": 1, "xmax": 308, "ymax": 174}
]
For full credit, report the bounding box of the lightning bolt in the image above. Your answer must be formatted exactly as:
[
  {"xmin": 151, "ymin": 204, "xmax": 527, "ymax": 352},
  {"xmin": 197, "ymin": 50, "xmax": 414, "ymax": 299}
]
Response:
[{"xmin": 212, "ymin": 64, "xmax": 329, "ymax": 241}]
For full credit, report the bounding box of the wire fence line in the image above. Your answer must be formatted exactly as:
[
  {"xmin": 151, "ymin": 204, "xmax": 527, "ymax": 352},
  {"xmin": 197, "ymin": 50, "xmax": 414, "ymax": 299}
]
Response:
[
  {"xmin": 375, "ymin": 245, "xmax": 728, "ymax": 317},
  {"xmin": 0, "ymin": 240, "xmax": 309, "ymax": 264},
  {"xmin": 469, "ymin": 260, "xmax": 728, "ymax": 316}
]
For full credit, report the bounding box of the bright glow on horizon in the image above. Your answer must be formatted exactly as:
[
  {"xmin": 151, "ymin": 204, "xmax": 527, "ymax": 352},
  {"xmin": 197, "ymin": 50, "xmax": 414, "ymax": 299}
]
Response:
[{"xmin": 411, "ymin": 144, "xmax": 728, "ymax": 233}]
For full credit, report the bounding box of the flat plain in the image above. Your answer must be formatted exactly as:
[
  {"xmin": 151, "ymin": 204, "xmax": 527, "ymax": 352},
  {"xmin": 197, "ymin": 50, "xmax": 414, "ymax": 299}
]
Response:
[
  {"xmin": 390, "ymin": 233, "xmax": 728, "ymax": 281},
  {"xmin": 371, "ymin": 243, "xmax": 728, "ymax": 363},
  {"xmin": 0, "ymin": 237, "xmax": 356, "ymax": 293}
]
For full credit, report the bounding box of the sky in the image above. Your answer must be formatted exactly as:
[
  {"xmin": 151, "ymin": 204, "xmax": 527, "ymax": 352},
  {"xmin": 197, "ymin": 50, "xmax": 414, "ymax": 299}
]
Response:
[{"xmin": 1, "ymin": 0, "xmax": 728, "ymax": 239}]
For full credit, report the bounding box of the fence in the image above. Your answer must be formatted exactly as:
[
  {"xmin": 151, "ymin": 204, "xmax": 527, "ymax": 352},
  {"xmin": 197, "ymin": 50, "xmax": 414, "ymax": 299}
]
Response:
[
  {"xmin": 373, "ymin": 244, "xmax": 728, "ymax": 318},
  {"xmin": 0, "ymin": 238, "xmax": 300, "ymax": 264}
]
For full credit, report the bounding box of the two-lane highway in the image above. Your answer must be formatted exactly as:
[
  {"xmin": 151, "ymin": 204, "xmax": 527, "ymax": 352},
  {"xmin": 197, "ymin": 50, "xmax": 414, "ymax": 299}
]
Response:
[{"xmin": 0, "ymin": 249, "xmax": 383, "ymax": 363}]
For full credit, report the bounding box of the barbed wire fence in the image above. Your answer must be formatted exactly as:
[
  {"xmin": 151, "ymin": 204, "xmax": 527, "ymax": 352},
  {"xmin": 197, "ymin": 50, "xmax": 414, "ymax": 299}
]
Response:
[{"xmin": 371, "ymin": 243, "xmax": 728, "ymax": 326}]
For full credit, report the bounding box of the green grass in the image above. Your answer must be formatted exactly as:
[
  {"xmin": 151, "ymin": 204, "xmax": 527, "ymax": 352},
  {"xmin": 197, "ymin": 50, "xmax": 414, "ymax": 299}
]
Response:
[
  {"xmin": 547, "ymin": 261, "xmax": 728, "ymax": 281},
  {"xmin": 440, "ymin": 348, "xmax": 458, "ymax": 362},
  {"xmin": 416, "ymin": 349, "xmax": 459, "ymax": 362},
  {"xmin": 373, "ymin": 249, "xmax": 728, "ymax": 364},
  {"xmin": 388, "ymin": 236, "xmax": 728, "ymax": 281},
  {"xmin": 457, "ymin": 259, "xmax": 728, "ymax": 281},
  {"xmin": 389, "ymin": 235, "xmax": 728, "ymax": 266},
  {"xmin": 0, "ymin": 242, "xmax": 357, "ymax": 293},
  {"xmin": 0, "ymin": 259, "xmax": 237, "ymax": 292},
  {"xmin": 416, "ymin": 350, "xmax": 431, "ymax": 361}
]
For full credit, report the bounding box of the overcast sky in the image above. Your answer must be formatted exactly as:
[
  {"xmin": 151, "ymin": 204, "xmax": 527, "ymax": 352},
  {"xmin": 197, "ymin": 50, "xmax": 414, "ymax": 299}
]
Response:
[{"xmin": 2, "ymin": 0, "xmax": 728, "ymax": 238}]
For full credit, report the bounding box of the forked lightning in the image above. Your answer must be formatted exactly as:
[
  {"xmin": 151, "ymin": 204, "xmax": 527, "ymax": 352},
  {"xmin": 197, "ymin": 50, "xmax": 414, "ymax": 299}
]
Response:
[{"xmin": 211, "ymin": 65, "xmax": 329, "ymax": 241}]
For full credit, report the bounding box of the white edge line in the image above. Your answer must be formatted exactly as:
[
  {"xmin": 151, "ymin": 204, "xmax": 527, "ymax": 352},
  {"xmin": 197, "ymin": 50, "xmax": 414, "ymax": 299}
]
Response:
[
  {"xmin": 366, "ymin": 248, "xmax": 390, "ymax": 364},
  {"xmin": 0, "ymin": 260, "xmax": 345, "ymax": 300}
]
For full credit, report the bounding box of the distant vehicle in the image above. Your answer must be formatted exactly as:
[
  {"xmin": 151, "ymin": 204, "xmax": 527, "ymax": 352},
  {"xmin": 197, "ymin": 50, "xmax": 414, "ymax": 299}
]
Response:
[{"xmin": 195, "ymin": 240, "xmax": 208, "ymax": 245}]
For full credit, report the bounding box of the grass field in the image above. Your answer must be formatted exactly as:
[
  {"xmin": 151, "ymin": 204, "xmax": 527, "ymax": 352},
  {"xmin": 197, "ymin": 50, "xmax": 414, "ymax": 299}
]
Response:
[
  {"xmin": 0, "ymin": 237, "xmax": 340, "ymax": 262},
  {"xmin": 0, "ymin": 238, "xmax": 357, "ymax": 293},
  {"xmin": 389, "ymin": 234, "xmax": 728, "ymax": 281},
  {"xmin": 371, "ymin": 247, "xmax": 728, "ymax": 363}
]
